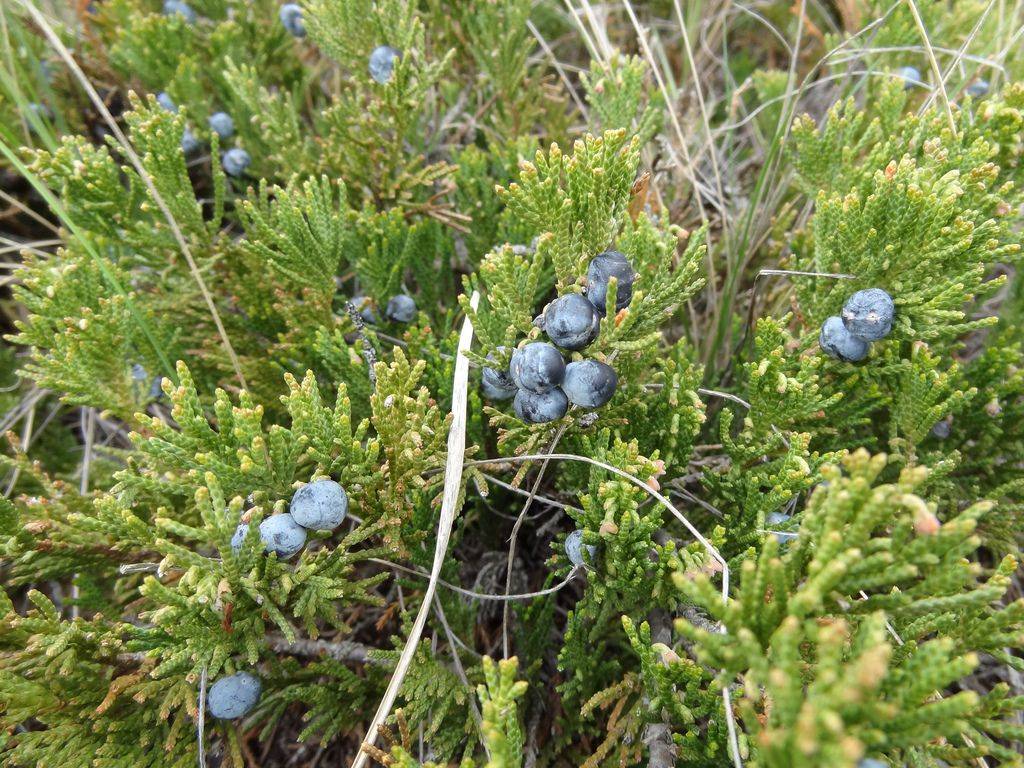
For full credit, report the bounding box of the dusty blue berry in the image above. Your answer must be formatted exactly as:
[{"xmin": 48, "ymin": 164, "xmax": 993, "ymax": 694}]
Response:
[
  {"xmin": 819, "ymin": 316, "xmax": 869, "ymax": 362},
  {"xmin": 482, "ymin": 348, "xmax": 517, "ymax": 401},
  {"xmin": 385, "ymin": 294, "xmax": 416, "ymax": 323},
  {"xmin": 129, "ymin": 363, "xmax": 151, "ymax": 397},
  {"xmin": 586, "ymin": 250, "xmax": 635, "ymax": 314},
  {"xmin": 896, "ymin": 65, "xmax": 923, "ymax": 89},
  {"xmin": 842, "ymin": 288, "xmax": 894, "ymax": 341},
  {"xmin": 543, "ymin": 293, "xmax": 600, "ymax": 350},
  {"xmin": 28, "ymin": 102, "xmax": 53, "ymax": 120},
  {"xmin": 369, "ymin": 45, "xmax": 401, "ymax": 84},
  {"xmin": 156, "ymin": 91, "xmax": 177, "ymax": 113},
  {"xmin": 766, "ymin": 511, "xmax": 793, "ymax": 544},
  {"xmin": 162, "ymin": 0, "xmax": 196, "ymax": 23},
  {"xmin": 351, "ymin": 295, "xmax": 377, "ymax": 324},
  {"xmin": 510, "ymin": 342, "xmax": 565, "ymax": 393},
  {"xmin": 279, "ymin": 3, "xmax": 306, "ymax": 37},
  {"xmin": 181, "ymin": 128, "xmax": 200, "ymax": 156},
  {"xmin": 208, "ymin": 111, "xmax": 234, "ymax": 139},
  {"xmin": 858, "ymin": 761, "xmax": 887, "ymax": 768},
  {"xmin": 513, "ymin": 387, "xmax": 568, "ymax": 424},
  {"xmin": 290, "ymin": 479, "xmax": 348, "ymax": 530},
  {"xmin": 561, "ymin": 359, "xmax": 617, "ymax": 408},
  {"xmin": 258, "ymin": 513, "xmax": 306, "ymax": 558},
  {"xmin": 931, "ymin": 419, "xmax": 951, "ymax": 439},
  {"xmin": 565, "ymin": 529, "xmax": 596, "ymax": 566},
  {"xmin": 230, "ymin": 522, "xmax": 249, "ymax": 553},
  {"xmin": 207, "ymin": 672, "xmax": 261, "ymax": 720},
  {"xmin": 222, "ymin": 148, "xmax": 251, "ymax": 178},
  {"xmin": 966, "ymin": 79, "xmax": 989, "ymax": 98}
]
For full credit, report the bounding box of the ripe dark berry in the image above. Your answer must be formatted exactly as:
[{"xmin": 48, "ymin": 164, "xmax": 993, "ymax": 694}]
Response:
[
  {"xmin": 289, "ymin": 479, "xmax": 348, "ymax": 530},
  {"xmin": 230, "ymin": 522, "xmax": 249, "ymax": 553},
  {"xmin": 156, "ymin": 92, "xmax": 177, "ymax": 113},
  {"xmin": 129, "ymin": 363, "xmax": 161, "ymax": 400},
  {"xmin": 931, "ymin": 419, "xmax": 951, "ymax": 439},
  {"xmin": 369, "ymin": 45, "xmax": 401, "ymax": 84},
  {"xmin": 561, "ymin": 359, "xmax": 617, "ymax": 408},
  {"xmin": 482, "ymin": 348, "xmax": 517, "ymax": 401},
  {"xmin": 258, "ymin": 513, "xmax": 306, "ymax": 558},
  {"xmin": 967, "ymin": 79, "xmax": 989, "ymax": 98},
  {"xmin": 513, "ymin": 387, "xmax": 568, "ymax": 424},
  {"xmin": 586, "ymin": 250, "xmax": 635, "ymax": 314},
  {"xmin": 543, "ymin": 293, "xmax": 600, "ymax": 350},
  {"xmin": 181, "ymin": 128, "xmax": 200, "ymax": 156},
  {"xmin": 897, "ymin": 65, "xmax": 923, "ymax": 89},
  {"xmin": 208, "ymin": 111, "xmax": 234, "ymax": 139},
  {"xmin": 565, "ymin": 529, "xmax": 596, "ymax": 566},
  {"xmin": 279, "ymin": 3, "xmax": 306, "ymax": 37},
  {"xmin": 766, "ymin": 511, "xmax": 793, "ymax": 544},
  {"xmin": 222, "ymin": 148, "xmax": 251, "ymax": 178},
  {"xmin": 819, "ymin": 316, "xmax": 869, "ymax": 362},
  {"xmin": 207, "ymin": 672, "xmax": 261, "ymax": 720},
  {"xmin": 384, "ymin": 294, "xmax": 416, "ymax": 323},
  {"xmin": 351, "ymin": 295, "xmax": 377, "ymax": 324},
  {"xmin": 28, "ymin": 102, "xmax": 53, "ymax": 120},
  {"xmin": 163, "ymin": 0, "xmax": 196, "ymax": 23},
  {"xmin": 510, "ymin": 342, "xmax": 565, "ymax": 393},
  {"xmin": 842, "ymin": 288, "xmax": 894, "ymax": 341}
]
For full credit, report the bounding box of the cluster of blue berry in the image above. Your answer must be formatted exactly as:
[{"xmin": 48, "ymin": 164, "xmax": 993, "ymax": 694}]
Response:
[
  {"xmin": 279, "ymin": 2, "xmax": 402, "ymax": 85},
  {"xmin": 159, "ymin": 3, "xmax": 400, "ymax": 182},
  {"xmin": 281, "ymin": 2, "xmax": 403, "ymax": 85},
  {"xmin": 482, "ymin": 250, "xmax": 634, "ymax": 423},
  {"xmin": 230, "ymin": 478, "xmax": 349, "ymax": 559},
  {"xmin": 819, "ymin": 287, "xmax": 895, "ymax": 362},
  {"xmin": 207, "ymin": 479, "xmax": 350, "ymax": 720},
  {"xmin": 155, "ymin": 91, "xmax": 249, "ymax": 177}
]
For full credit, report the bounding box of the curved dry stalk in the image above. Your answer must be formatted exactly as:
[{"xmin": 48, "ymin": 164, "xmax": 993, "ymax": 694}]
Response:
[{"xmin": 904, "ymin": 0, "xmax": 957, "ymax": 134}]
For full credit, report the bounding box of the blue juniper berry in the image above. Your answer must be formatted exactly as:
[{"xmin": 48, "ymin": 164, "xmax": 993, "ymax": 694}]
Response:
[
  {"xmin": 820, "ymin": 316, "xmax": 869, "ymax": 362},
  {"xmin": 561, "ymin": 359, "xmax": 617, "ymax": 408},
  {"xmin": 513, "ymin": 387, "xmax": 568, "ymax": 423},
  {"xmin": 369, "ymin": 45, "xmax": 401, "ymax": 84},
  {"xmin": 207, "ymin": 672, "xmax": 261, "ymax": 720}
]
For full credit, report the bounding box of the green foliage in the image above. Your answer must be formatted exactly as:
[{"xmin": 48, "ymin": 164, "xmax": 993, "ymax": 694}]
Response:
[
  {"xmin": 581, "ymin": 52, "xmax": 663, "ymax": 144},
  {"xmin": 2, "ymin": 2, "xmax": 1024, "ymax": 767},
  {"xmin": 675, "ymin": 451, "xmax": 1024, "ymax": 766}
]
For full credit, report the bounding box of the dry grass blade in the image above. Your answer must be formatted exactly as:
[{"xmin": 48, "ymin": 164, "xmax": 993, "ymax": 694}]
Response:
[
  {"xmin": 904, "ymin": 0, "xmax": 957, "ymax": 134},
  {"xmin": 672, "ymin": 0, "xmax": 727, "ymax": 235},
  {"xmin": 18, "ymin": 0, "xmax": 249, "ymax": 391},
  {"xmin": 620, "ymin": 0, "xmax": 710, "ymax": 227},
  {"xmin": 197, "ymin": 664, "xmax": 207, "ymax": 768},
  {"xmin": 0, "ymin": 188, "xmax": 59, "ymax": 234},
  {"xmin": 352, "ymin": 291, "xmax": 479, "ymax": 768},
  {"xmin": 527, "ymin": 19, "xmax": 588, "ymax": 117}
]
